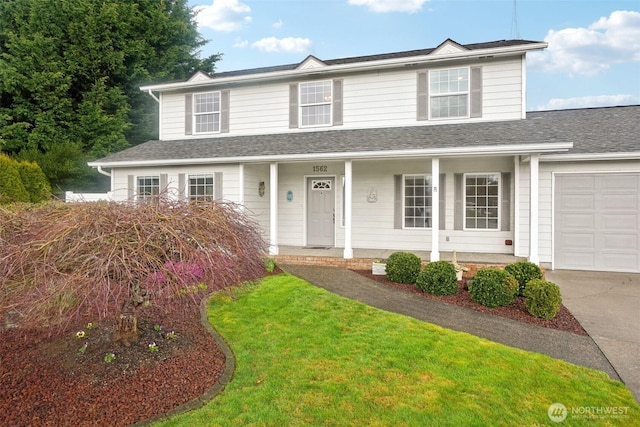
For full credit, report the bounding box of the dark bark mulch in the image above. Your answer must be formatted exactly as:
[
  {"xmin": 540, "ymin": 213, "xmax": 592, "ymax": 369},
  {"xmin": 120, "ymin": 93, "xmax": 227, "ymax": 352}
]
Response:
[
  {"xmin": 352, "ymin": 269, "xmax": 588, "ymax": 336},
  {"xmin": 0, "ymin": 312, "xmax": 225, "ymax": 427}
]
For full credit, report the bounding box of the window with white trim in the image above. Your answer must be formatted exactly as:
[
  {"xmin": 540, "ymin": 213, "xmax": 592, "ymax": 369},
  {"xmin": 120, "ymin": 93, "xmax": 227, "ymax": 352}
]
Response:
[
  {"xmin": 188, "ymin": 174, "xmax": 214, "ymax": 201},
  {"xmin": 300, "ymin": 81, "xmax": 332, "ymax": 127},
  {"xmin": 194, "ymin": 92, "xmax": 220, "ymax": 133},
  {"xmin": 137, "ymin": 176, "xmax": 159, "ymax": 200},
  {"xmin": 464, "ymin": 173, "xmax": 499, "ymax": 230},
  {"xmin": 430, "ymin": 68, "xmax": 469, "ymax": 119},
  {"xmin": 404, "ymin": 175, "xmax": 432, "ymax": 228}
]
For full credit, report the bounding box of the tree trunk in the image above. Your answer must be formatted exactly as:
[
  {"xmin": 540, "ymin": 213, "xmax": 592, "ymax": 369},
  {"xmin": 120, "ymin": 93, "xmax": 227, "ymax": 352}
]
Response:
[{"xmin": 113, "ymin": 300, "xmax": 138, "ymax": 346}]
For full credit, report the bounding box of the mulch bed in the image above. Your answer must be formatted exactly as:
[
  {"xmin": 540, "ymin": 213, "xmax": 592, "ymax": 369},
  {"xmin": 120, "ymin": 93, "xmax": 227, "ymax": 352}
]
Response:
[
  {"xmin": 352, "ymin": 269, "xmax": 588, "ymax": 336},
  {"xmin": 0, "ymin": 311, "xmax": 225, "ymax": 427}
]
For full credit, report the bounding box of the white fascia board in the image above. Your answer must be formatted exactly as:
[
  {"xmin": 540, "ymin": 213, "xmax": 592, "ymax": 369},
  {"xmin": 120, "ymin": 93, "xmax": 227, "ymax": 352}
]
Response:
[
  {"xmin": 88, "ymin": 141, "xmax": 571, "ymax": 168},
  {"xmin": 140, "ymin": 43, "xmax": 547, "ymax": 92},
  {"xmin": 540, "ymin": 152, "xmax": 640, "ymax": 162}
]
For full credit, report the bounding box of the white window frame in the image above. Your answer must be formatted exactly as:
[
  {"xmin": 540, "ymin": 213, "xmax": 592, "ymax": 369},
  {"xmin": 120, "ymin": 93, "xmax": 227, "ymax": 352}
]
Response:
[
  {"xmin": 403, "ymin": 174, "xmax": 432, "ymax": 229},
  {"xmin": 193, "ymin": 92, "xmax": 221, "ymax": 134},
  {"xmin": 463, "ymin": 172, "xmax": 501, "ymax": 231},
  {"xmin": 137, "ymin": 175, "xmax": 160, "ymax": 201},
  {"xmin": 429, "ymin": 67, "xmax": 470, "ymax": 120},
  {"xmin": 188, "ymin": 174, "xmax": 214, "ymax": 201},
  {"xmin": 300, "ymin": 81, "xmax": 332, "ymax": 128}
]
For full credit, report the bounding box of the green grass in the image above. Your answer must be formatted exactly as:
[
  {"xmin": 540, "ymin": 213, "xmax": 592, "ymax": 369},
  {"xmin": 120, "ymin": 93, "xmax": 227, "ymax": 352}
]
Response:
[{"xmin": 158, "ymin": 274, "xmax": 640, "ymax": 426}]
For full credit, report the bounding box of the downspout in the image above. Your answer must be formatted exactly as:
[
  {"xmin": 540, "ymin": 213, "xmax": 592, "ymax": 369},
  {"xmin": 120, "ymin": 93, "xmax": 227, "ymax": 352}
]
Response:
[
  {"xmin": 147, "ymin": 89, "xmax": 160, "ymax": 104},
  {"xmin": 96, "ymin": 166, "xmax": 111, "ymax": 177}
]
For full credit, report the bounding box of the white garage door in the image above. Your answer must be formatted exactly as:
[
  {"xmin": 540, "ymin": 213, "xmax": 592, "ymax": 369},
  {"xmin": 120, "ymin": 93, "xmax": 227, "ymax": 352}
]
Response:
[{"xmin": 555, "ymin": 174, "xmax": 640, "ymax": 272}]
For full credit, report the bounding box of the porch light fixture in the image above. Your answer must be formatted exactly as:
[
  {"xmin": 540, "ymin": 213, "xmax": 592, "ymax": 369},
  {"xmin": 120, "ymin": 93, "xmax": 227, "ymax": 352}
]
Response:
[
  {"xmin": 287, "ymin": 190, "xmax": 293, "ymax": 202},
  {"xmin": 258, "ymin": 181, "xmax": 265, "ymax": 197}
]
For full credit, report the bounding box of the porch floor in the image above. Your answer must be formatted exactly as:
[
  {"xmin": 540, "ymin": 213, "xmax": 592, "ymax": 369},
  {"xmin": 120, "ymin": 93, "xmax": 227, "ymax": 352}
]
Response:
[{"xmin": 274, "ymin": 246, "xmax": 525, "ymax": 274}]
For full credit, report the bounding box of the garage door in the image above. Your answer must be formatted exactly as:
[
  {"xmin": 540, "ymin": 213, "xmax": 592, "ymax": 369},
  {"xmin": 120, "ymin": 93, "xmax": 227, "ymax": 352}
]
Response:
[{"xmin": 555, "ymin": 174, "xmax": 640, "ymax": 272}]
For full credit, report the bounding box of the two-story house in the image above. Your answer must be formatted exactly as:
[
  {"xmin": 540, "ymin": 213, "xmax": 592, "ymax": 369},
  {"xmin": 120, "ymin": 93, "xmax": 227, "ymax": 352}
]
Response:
[{"xmin": 89, "ymin": 38, "xmax": 640, "ymax": 273}]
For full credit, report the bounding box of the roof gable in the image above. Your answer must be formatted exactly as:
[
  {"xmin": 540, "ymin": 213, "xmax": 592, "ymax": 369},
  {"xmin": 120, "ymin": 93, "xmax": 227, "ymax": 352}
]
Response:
[
  {"xmin": 297, "ymin": 55, "xmax": 327, "ymax": 70},
  {"xmin": 188, "ymin": 71, "xmax": 213, "ymax": 82},
  {"xmin": 430, "ymin": 39, "xmax": 468, "ymax": 56}
]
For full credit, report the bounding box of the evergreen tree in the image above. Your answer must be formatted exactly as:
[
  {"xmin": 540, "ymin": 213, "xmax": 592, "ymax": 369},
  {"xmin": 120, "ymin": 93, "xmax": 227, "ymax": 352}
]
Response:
[{"xmin": 0, "ymin": 0, "xmax": 221, "ymax": 192}]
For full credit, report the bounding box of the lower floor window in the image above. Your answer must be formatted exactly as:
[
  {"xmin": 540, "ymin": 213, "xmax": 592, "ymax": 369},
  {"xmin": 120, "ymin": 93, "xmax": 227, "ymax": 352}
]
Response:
[
  {"xmin": 465, "ymin": 173, "xmax": 499, "ymax": 229},
  {"xmin": 404, "ymin": 175, "xmax": 432, "ymax": 228},
  {"xmin": 189, "ymin": 174, "xmax": 214, "ymax": 201},
  {"xmin": 137, "ymin": 176, "xmax": 159, "ymax": 200}
]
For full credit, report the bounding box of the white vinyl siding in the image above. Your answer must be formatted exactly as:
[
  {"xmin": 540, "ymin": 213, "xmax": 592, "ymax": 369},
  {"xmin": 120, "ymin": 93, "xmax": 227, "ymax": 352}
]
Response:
[
  {"xmin": 159, "ymin": 58, "xmax": 524, "ymax": 140},
  {"xmin": 110, "ymin": 165, "xmax": 241, "ymax": 203},
  {"xmin": 481, "ymin": 59, "xmax": 523, "ymax": 120}
]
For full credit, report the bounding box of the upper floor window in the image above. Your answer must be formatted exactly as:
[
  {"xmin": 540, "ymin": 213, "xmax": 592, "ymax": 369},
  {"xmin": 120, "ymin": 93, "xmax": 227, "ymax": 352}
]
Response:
[
  {"xmin": 300, "ymin": 81, "xmax": 332, "ymax": 127},
  {"xmin": 430, "ymin": 68, "xmax": 469, "ymax": 119},
  {"xmin": 465, "ymin": 173, "xmax": 499, "ymax": 230},
  {"xmin": 188, "ymin": 174, "xmax": 214, "ymax": 201},
  {"xmin": 404, "ymin": 174, "xmax": 432, "ymax": 228},
  {"xmin": 137, "ymin": 176, "xmax": 159, "ymax": 201},
  {"xmin": 194, "ymin": 92, "xmax": 220, "ymax": 133}
]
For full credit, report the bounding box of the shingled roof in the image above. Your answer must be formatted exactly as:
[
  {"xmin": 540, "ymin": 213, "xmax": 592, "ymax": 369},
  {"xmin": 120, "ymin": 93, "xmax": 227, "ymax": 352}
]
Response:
[
  {"xmin": 202, "ymin": 39, "xmax": 543, "ymax": 80},
  {"xmin": 90, "ymin": 106, "xmax": 639, "ymax": 167}
]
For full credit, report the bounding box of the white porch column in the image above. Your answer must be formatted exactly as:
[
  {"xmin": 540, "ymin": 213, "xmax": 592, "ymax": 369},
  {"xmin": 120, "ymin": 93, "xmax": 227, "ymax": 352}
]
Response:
[
  {"xmin": 238, "ymin": 163, "xmax": 245, "ymax": 207},
  {"xmin": 430, "ymin": 157, "xmax": 440, "ymax": 262},
  {"xmin": 343, "ymin": 160, "xmax": 353, "ymax": 259},
  {"xmin": 513, "ymin": 155, "xmax": 520, "ymax": 256},
  {"xmin": 269, "ymin": 162, "xmax": 279, "ymax": 255},
  {"xmin": 529, "ymin": 154, "xmax": 539, "ymax": 264}
]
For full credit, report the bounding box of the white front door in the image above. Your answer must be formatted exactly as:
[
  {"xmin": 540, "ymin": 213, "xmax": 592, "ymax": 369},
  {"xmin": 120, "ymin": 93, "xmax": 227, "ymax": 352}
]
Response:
[{"xmin": 307, "ymin": 177, "xmax": 335, "ymax": 247}]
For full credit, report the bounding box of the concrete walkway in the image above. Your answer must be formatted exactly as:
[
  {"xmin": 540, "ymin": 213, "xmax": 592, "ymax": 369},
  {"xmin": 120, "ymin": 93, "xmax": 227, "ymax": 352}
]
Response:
[
  {"xmin": 546, "ymin": 270, "xmax": 640, "ymax": 403},
  {"xmin": 279, "ymin": 264, "xmax": 626, "ymax": 393}
]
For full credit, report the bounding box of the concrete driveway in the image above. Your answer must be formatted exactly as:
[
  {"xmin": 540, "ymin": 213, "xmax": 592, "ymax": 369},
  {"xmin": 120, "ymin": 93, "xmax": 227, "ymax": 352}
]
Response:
[{"xmin": 545, "ymin": 270, "xmax": 640, "ymax": 403}]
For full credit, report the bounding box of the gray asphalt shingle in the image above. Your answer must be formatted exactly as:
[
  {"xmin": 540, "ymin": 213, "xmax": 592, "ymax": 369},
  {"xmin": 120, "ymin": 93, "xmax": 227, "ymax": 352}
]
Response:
[{"xmin": 91, "ymin": 106, "xmax": 639, "ymax": 166}]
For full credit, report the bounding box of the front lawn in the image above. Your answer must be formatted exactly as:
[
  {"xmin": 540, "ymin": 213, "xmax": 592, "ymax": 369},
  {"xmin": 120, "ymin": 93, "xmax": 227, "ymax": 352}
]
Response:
[{"xmin": 159, "ymin": 274, "xmax": 639, "ymax": 426}]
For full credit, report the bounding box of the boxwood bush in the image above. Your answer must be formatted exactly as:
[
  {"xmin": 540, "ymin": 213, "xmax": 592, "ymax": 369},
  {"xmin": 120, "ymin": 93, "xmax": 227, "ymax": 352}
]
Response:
[
  {"xmin": 416, "ymin": 261, "xmax": 458, "ymax": 295},
  {"xmin": 385, "ymin": 251, "xmax": 422, "ymax": 284},
  {"xmin": 469, "ymin": 267, "xmax": 518, "ymax": 308},
  {"xmin": 524, "ymin": 279, "xmax": 562, "ymax": 320},
  {"xmin": 504, "ymin": 261, "xmax": 544, "ymax": 296}
]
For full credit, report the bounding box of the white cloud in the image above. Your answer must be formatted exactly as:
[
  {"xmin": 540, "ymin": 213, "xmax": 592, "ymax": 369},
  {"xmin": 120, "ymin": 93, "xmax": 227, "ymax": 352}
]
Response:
[
  {"xmin": 348, "ymin": 0, "xmax": 428, "ymax": 13},
  {"xmin": 194, "ymin": 0, "xmax": 252, "ymax": 32},
  {"xmin": 529, "ymin": 10, "xmax": 640, "ymax": 76},
  {"xmin": 233, "ymin": 38, "xmax": 249, "ymax": 48},
  {"xmin": 273, "ymin": 19, "xmax": 283, "ymax": 29},
  {"xmin": 251, "ymin": 37, "xmax": 312, "ymax": 53},
  {"xmin": 536, "ymin": 94, "xmax": 640, "ymax": 111}
]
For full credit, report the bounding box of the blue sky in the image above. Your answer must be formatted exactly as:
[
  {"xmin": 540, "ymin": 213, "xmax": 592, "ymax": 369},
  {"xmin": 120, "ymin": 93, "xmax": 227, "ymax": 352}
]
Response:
[{"xmin": 188, "ymin": 0, "xmax": 640, "ymax": 111}]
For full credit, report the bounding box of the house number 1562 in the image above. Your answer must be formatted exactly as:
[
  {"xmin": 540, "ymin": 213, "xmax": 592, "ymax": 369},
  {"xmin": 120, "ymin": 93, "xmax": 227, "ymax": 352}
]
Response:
[{"xmin": 313, "ymin": 165, "xmax": 328, "ymax": 172}]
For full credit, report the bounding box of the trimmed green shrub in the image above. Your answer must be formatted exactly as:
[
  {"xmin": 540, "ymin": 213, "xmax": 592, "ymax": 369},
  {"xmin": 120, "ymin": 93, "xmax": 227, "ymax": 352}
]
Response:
[
  {"xmin": 0, "ymin": 154, "xmax": 30, "ymax": 204},
  {"xmin": 469, "ymin": 267, "xmax": 518, "ymax": 308},
  {"xmin": 17, "ymin": 160, "xmax": 51, "ymax": 203},
  {"xmin": 416, "ymin": 261, "xmax": 458, "ymax": 295},
  {"xmin": 263, "ymin": 257, "xmax": 276, "ymax": 273},
  {"xmin": 505, "ymin": 261, "xmax": 544, "ymax": 296},
  {"xmin": 524, "ymin": 279, "xmax": 562, "ymax": 320},
  {"xmin": 385, "ymin": 252, "xmax": 422, "ymax": 284}
]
